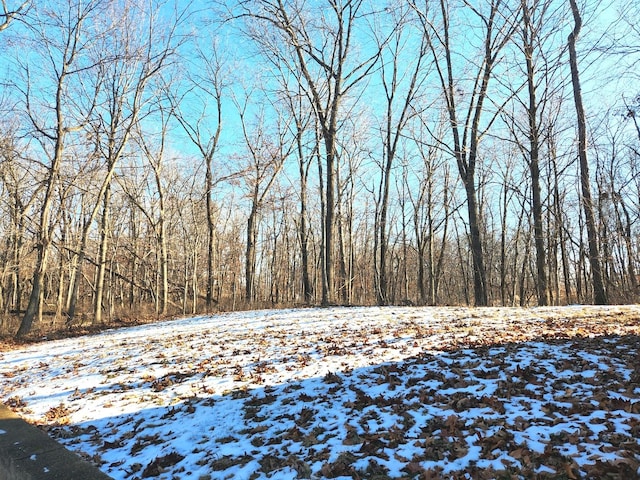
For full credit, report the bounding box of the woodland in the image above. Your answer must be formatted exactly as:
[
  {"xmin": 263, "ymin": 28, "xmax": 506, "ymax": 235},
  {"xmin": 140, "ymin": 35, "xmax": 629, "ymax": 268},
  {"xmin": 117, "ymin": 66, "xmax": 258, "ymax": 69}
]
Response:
[{"xmin": 0, "ymin": 0, "xmax": 639, "ymax": 338}]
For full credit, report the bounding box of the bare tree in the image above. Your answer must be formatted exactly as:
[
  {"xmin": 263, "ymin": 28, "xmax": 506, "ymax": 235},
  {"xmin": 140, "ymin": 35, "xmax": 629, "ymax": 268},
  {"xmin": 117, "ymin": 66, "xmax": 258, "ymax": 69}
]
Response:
[
  {"xmin": 373, "ymin": 3, "xmax": 429, "ymax": 305},
  {"xmin": 519, "ymin": 0, "xmax": 547, "ymax": 305},
  {"xmin": 499, "ymin": 0, "xmax": 568, "ymax": 305},
  {"xmin": 567, "ymin": 0, "xmax": 607, "ymax": 305},
  {"xmin": 0, "ymin": 0, "xmax": 28, "ymax": 32},
  {"xmin": 413, "ymin": 0, "xmax": 519, "ymax": 306},
  {"xmin": 0, "ymin": 128, "xmax": 40, "ymax": 315},
  {"xmin": 406, "ymin": 119, "xmax": 452, "ymax": 306},
  {"xmin": 592, "ymin": 109, "xmax": 639, "ymax": 299},
  {"xmin": 335, "ymin": 116, "xmax": 369, "ymax": 304},
  {"xmin": 168, "ymin": 40, "xmax": 228, "ymax": 312},
  {"xmin": 16, "ymin": 0, "xmax": 107, "ymax": 337},
  {"xmin": 233, "ymin": 0, "xmax": 383, "ymax": 305},
  {"xmin": 279, "ymin": 84, "xmax": 317, "ymax": 304},
  {"xmin": 67, "ymin": 0, "xmax": 177, "ymax": 324},
  {"xmin": 234, "ymin": 91, "xmax": 291, "ymax": 303},
  {"xmin": 134, "ymin": 113, "xmax": 171, "ymax": 316}
]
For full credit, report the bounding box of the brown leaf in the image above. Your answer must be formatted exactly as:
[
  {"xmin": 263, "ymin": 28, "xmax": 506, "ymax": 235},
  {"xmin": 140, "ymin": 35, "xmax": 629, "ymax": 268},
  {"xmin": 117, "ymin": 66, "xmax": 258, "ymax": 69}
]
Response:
[
  {"xmin": 141, "ymin": 451, "xmax": 184, "ymax": 477},
  {"xmin": 296, "ymin": 407, "xmax": 315, "ymax": 428},
  {"xmin": 401, "ymin": 461, "xmax": 424, "ymax": 475}
]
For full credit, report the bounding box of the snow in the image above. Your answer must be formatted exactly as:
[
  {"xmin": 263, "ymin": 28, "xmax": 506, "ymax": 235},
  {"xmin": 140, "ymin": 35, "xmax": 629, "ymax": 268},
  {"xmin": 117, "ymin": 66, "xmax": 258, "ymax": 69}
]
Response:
[{"xmin": 1, "ymin": 305, "xmax": 640, "ymax": 479}]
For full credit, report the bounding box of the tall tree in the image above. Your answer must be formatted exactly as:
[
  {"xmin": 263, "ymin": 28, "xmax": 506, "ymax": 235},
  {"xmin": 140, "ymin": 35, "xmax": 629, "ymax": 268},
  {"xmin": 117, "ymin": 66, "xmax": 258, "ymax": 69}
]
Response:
[
  {"xmin": 520, "ymin": 0, "xmax": 547, "ymax": 305},
  {"xmin": 67, "ymin": 0, "xmax": 176, "ymax": 324},
  {"xmin": 0, "ymin": 129, "xmax": 39, "ymax": 315},
  {"xmin": 280, "ymin": 84, "xmax": 316, "ymax": 304},
  {"xmin": 168, "ymin": 40, "xmax": 227, "ymax": 312},
  {"xmin": 413, "ymin": 0, "xmax": 518, "ymax": 306},
  {"xmin": 235, "ymin": 92, "xmax": 291, "ymax": 303},
  {"xmin": 374, "ymin": 4, "xmax": 428, "ymax": 305},
  {"xmin": 407, "ymin": 118, "xmax": 451, "ymax": 306},
  {"xmin": 135, "ymin": 111, "xmax": 171, "ymax": 317},
  {"xmin": 567, "ymin": 0, "xmax": 607, "ymax": 305},
  {"xmin": 502, "ymin": 0, "xmax": 566, "ymax": 305},
  {"xmin": 16, "ymin": 0, "xmax": 107, "ymax": 337},
  {"xmin": 234, "ymin": 0, "xmax": 383, "ymax": 305}
]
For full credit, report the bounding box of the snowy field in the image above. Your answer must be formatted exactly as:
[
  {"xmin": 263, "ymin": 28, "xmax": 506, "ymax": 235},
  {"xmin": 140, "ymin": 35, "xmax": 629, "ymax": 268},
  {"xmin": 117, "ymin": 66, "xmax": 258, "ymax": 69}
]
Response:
[{"xmin": 1, "ymin": 305, "xmax": 640, "ymax": 479}]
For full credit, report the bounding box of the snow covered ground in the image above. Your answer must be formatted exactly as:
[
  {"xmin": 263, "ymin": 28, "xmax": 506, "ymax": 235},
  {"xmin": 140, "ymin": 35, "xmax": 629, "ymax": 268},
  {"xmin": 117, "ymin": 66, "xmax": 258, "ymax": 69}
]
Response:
[{"xmin": 1, "ymin": 305, "xmax": 640, "ymax": 479}]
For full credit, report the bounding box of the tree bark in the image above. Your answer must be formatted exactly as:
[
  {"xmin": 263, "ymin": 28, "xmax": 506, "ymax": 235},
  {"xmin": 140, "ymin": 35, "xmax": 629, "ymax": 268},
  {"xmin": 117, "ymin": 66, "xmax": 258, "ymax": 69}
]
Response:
[
  {"xmin": 522, "ymin": 0, "xmax": 548, "ymax": 306},
  {"xmin": 17, "ymin": 105, "xmax": 65, "ymax": 337},
  {"xmin": 567, "ymin": 0, "xmax": 607, "ymax": 305},
  {"xmin": 297, "ymin": 128, "xmax": 313, "ymax": 304},
  {"xmin": 245, "ymin": 204, "xmax": 258, "ymax": 303},
  {"xmin": 416, "ymin": 0, "xmax": 514, "ymax": 306},
  {"xmin": 206, "ymin": 156, "xmax": 216, "ymax": 310},
  {"xmin": 94, "ymin": 183, "xmax": 110, "ymax": 325}
]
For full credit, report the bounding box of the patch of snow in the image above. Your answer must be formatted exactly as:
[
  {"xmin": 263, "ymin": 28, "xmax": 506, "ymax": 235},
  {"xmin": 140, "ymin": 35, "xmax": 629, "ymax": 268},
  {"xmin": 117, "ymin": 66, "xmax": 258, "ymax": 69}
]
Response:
[{"xmin": 1, "ymin": 305, "xmax": 639, "ymax": 479}]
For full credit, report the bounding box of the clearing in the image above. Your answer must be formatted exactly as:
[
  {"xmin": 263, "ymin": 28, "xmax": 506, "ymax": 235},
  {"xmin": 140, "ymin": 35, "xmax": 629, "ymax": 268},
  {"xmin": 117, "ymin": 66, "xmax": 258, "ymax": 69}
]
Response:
[{"xmin": 1, "ymin": 305, "xmax": 640, "ymax": 479}]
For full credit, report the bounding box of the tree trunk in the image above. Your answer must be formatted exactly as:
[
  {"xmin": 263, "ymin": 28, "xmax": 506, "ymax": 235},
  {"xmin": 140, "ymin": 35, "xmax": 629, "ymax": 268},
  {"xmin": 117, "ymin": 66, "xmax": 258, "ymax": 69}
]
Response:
[
  {"xmin": 567, "ymin": 0, "xmax": 607, "ymax": 305},
  {"xmin": 522, "ymin": 0, "xmax": 548, "ymax": 306},
  {"xmin": 549, "ymin": 132, "xmax": 572, "ymax": 303},
  {"xmin": 531, "ymin": 149, "xmax": 548, "ymax": 305},
  {"xmin": 500, "ymin": 176, "xmax": 509, "ymax": 306},
  {"xmin": 8, "ymin": 195, "xmax": 25, "ymax": 315},
  {"xmin": 464, "ymin": 177, "xmax": 488, "ymax": 306},
  {"xmin": 153, "ymin": 165, "xmax": 168, "ymax": 315},
  {"xmin": 322, "ymin": 133, "xmax": 336, "ymax": 306},
  {"xmin": 17, "ymin": 245, "xmax": 49, "ymax": 337},
  {"xmin": 245, "ymin": 204, "xmax": 258, "ymax": 303},
  {"xmin": 420, "ymin": 0, "xmax": 509, "ymax": 306},
  {"xmin": 298, "ymin": 155, "xmax": 313, "ymax": 304},
  {"xmin": 68, "ymin": 161, "xmax": 121, "ymax": 322},
  {"xmin": 377, "ymin": 153, "xmax": 392, "ymax": 305},
  {"xmin": 619, "ymin": 199, "xmax": 637, "ymax": 290},
  {"xmin": 17, "ymin": 133, "xmax": 64, "ymax": 337},
  {"xmin": 206, "ymin": 156, "xmax": 216, "ymax": 311},
  {"xmin": 453, "ymin": 219, "xmax": 470, "ymax": 305},
  {"xmin": 433, "ymin": 176, "xmax": 450, "ymax": 305},
  {"xmin": 337, "ymin": 204, "xmax": 348, "ymax": 305},
  {"xmin": 94, "ymin": 182, "xmax": 111, "ymax": 325},
  {"xmin": 129, "ymin": 206, "xmax": 139, "ymax": 310}
]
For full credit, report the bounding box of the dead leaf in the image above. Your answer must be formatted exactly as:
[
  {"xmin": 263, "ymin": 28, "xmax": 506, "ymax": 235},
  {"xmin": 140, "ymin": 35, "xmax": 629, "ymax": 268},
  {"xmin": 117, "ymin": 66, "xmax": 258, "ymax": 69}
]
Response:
[{"xmin": 141, "ymin": 451, "xmax": 184, "ymax": 477}]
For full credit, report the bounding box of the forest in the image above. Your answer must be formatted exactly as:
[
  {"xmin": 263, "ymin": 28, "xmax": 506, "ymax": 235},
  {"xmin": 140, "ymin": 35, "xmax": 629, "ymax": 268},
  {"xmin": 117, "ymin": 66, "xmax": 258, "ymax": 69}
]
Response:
[{"xmin": 0, "ymin": 0, "xmax": 639, "ymax": 337}]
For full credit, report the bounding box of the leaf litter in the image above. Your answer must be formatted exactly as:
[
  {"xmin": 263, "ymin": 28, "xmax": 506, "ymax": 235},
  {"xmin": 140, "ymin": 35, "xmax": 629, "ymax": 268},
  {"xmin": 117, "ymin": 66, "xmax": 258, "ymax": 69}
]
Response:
[{"xmin": 1, "ymin": 305, "xmax": 640, "ymax": 479}]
